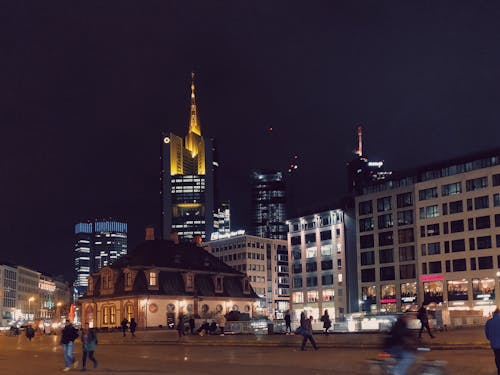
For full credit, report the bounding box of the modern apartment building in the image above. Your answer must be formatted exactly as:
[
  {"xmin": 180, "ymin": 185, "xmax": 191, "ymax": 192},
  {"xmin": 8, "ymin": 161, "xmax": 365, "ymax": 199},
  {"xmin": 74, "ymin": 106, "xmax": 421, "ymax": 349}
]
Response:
[
  {"xmin": 287, "ymin": 209, "xmax": 357, "ymax": 323},
  {"xmin": 160, "ymin": 73, "xmax": 214, "ymax": 242},
  {"xmin": 203, "ymin": 233, "xmax": 290, "ymax": 318},
  {"xmin": 356, "ymin": 148, "xmax": 500, "ymax": 317}
]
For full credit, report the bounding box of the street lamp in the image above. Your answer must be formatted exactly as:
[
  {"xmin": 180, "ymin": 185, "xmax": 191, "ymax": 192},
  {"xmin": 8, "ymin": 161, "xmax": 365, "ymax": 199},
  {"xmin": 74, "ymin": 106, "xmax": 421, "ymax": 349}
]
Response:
[{"xmin": 28, "ymin": 297, "xmax": 35, "ymax": 322}]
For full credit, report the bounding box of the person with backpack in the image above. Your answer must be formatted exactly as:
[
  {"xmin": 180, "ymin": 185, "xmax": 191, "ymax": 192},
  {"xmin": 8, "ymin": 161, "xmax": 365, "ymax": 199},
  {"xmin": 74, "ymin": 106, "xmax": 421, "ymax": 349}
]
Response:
[
  {"xmin": 417, "ymin": 303, "xmax": 435, "ymax": 339},
  {"xmin": 60, "ymin": 319, "xmax": 79, "ymax": 372}
]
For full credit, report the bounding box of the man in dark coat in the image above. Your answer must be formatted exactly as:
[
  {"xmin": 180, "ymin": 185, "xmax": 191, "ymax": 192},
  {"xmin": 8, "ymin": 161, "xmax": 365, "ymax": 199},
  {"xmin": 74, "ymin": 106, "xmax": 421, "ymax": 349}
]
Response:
[
  {"xmin": 486, "ymin": 308, "xmax": 500, "ymax": 375},
  {"xmin": 60, "ymin": 319, "xmax": 79, "ymax": 371},
  {"xmin": 417, "ymin": 303, "xmax": 435, "ymax": 339},
  {"xmin": 120, "ymin": 319, "xmax": 128, "ymax": 337}
]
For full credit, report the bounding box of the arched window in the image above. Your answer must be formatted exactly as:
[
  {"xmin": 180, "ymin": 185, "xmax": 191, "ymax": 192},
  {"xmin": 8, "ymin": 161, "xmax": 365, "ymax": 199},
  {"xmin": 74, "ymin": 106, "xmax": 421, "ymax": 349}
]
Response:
[
  {"xmin": 126, "ymin": 304, "xmax": 134, "ymax": 321},
  {"xmin": 103, "ymin": 306, "xmax": 110, "ymax": 324}
]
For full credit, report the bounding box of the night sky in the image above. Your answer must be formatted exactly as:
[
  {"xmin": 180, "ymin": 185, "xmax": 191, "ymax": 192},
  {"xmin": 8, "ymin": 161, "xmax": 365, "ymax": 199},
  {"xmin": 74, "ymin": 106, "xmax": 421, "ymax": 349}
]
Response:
[{"xmin": 2, "ymin": 1, "xmax": 500, "ymax": 281}]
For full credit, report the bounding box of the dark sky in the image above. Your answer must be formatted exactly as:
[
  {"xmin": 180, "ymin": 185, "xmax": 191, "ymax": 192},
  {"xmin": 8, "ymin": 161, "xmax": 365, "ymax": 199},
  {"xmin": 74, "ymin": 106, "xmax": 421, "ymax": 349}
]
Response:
[{"xmin": 2, "ymin": 1, "xmax": 500, "ymax": 281}]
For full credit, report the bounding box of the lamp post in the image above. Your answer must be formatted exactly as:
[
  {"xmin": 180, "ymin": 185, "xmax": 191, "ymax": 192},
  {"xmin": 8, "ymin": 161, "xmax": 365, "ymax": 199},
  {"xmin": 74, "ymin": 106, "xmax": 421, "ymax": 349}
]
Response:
[{"xmin": 28, "ymin": 296, "xmax": 35, "ymax": 322}]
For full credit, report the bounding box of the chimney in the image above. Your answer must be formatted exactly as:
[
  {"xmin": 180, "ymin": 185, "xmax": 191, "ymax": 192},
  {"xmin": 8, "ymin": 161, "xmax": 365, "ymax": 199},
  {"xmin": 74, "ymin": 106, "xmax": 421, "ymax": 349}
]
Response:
[
  {"xmin": 170, "ymin": 230, "xmax": 179, "ymax": 245},
  {"xmin": 145, "ymin": 226, "xmax": 155, "ymax": 241}
]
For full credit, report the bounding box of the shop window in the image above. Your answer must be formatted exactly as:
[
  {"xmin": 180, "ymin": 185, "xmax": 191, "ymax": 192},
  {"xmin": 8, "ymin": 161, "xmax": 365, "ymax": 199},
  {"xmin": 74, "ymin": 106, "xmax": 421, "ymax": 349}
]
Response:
[
  {"xmin": 381, "ymin": 284, "xmax": 396, "ymax": 303},
  {"xmin": 307, "ymin": 290, "xmax": 319, "ymax": 302},
  {"xmin": 126, "ymin": 304, "xmax": 133, "ymax": 321},
  {"xmin": 447, "ymin": 280, "xmax": 468, "ymax": 301},
  {"xmin": 322, "ymin": 289, "xmax": 335, "ymax": 301},
  {"xmin": 362, "ymin": 286, "xmax": 377, "ymax": 306},
  {"xmin": 472, "ymin": 278, "xmax": 495, "ymax": 300},
  {"xmin": 423, "ymin": 281, "xmax": 443, "ymax": 304},
  {"xmin": 400, "ymin": 282, "xmax": 417, "ymax": 305},
  {"xmin": 292, "ymin": 292, "xmax": 304, "ymax": 303}
]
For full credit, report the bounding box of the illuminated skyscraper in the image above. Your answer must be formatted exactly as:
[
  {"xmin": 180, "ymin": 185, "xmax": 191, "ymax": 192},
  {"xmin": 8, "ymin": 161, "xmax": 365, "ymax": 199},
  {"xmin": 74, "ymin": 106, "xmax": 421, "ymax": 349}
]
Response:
[
  {"xmin": 252, "ymin": 171, "xmax": 287, "ymax": 240},
  {"xmin": 74, "ymin": 219, "xmax": 127, "ymax": 296},
  {"xmin": 161, "ymin": 73, "xmax": 214, "ymax": 241}
]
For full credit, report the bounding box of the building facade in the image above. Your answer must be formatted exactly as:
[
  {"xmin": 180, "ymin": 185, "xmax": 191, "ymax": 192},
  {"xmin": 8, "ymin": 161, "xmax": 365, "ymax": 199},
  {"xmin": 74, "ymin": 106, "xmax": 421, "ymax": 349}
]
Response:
[
  {"xmin": 0, "ymin": 264, "xmax": 17, "ymax": 325},
  {"xmin": 203, "ymin": 233, "xmax": 289, "ymax": 318},
  {"xmin": 287, "ymin": 209, "xmax": 357, "ymax": 324},
  {"xmin": 356, "ymin": 149, "xmax": 500, "ymax": 319},
  {"xmin": 161, "ymin": 73, "xmax": 214, "ymax": 242},
  {"xmin": 252, "ymin": 171, "xmax": 287, "ymax": 240},
  {"xmin": 213, "ymin": 201, "xmax": 231, "ymax": 237},
  {"xmin": 79, "ymin": 240, "xmax": 258, "ymax": 329},
  {"xmin": 74, "ymin": 220, "xmax": 128, "ymax": 297}
]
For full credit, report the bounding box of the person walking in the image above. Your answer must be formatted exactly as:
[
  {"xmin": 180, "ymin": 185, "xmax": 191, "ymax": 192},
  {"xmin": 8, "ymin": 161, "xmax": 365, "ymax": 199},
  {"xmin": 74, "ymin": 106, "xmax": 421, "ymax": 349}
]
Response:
[
  {"xmin": 80, "ymin": 323, "xmax": 98, "ymax": 371},
  {"xmin": 385, "ymin": 315, "xmax": 417, "ymax": 375},
  {"xmin": 486, "ymin": 308, "xmax": 500, "ymax": 375},
  {"xmin": 284, "ymin": 311, "xmax": 292, "ymax": 334},
  {"xmin": 218, "ymin": 314, "xmax": 226, "ymax": 336},
  {"xmin": 177, "ymin": 315, "xmax": 185, "ymax": 338},
  {"xmin": 417, "ymin": 303, "xmax": 435, "ymax": 339},
  {"xmin": 299, "ymin": 316, "xmax": 318, "ymax": 351},
  {"xmin": 60, "ymin": 319, "xmax": 79, "ymax": 372},
  {"xmin": 321, "ymin": 309, "xmax": 332, "ymax": 335},
  {"xmin": 188, "ymin": 317, "xmax": 195, "ymax": 335},
  {"xmin": 25, "ymin": 325, "xmax": 35, "ymax": 342},
  {"xmin": 120, "ymin": 318, "xmax": 128, "ymax": 337},
  {"xmin": 129, "ymin": 318, "xmax": 137, "ymax": 337}
]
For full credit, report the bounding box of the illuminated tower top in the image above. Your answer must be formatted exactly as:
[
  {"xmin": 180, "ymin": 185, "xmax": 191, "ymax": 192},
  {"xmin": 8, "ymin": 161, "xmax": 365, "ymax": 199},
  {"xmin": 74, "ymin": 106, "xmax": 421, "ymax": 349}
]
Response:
[{"xmin": 185, "ymin": 72, "xmax": 203, "ymax": 158}]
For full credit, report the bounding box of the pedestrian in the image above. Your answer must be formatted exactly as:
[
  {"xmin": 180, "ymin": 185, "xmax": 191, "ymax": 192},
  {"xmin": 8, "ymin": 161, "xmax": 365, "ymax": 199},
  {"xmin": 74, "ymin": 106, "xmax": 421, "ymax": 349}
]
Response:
[
  {"xmin": 299, "ymin": 311, "xmax": 306, "ymax": 327},
  {"xmin": 177, "ymin": 315, "xmax": 185, "ymax": 338},
  {"xmin": 417, "ymin": 303, "xmax": 435, "ymax": 339},
  {"xmin": 299, "ymin": 316, "xmax": 318, "ymax": 351},
  {"xmin": 188, "ymin": 317, "xmax": 195, "ymax": 335},
  {"xmin": 25, "ymin": 325, "xmax": 35, "ymax": 342},
  {"xmin": 129, "ymin": 318, "xmax": 137, "ymax": 337},
  {"xmin": 60, "ymin": 319, "xmax": 79, "ymax": 372},
  {"xmin": 485, "ymin": 308, "xmax": 500, "ymax": 375},
  {"xmin": 80, "ymin": 322, "xmax": 98, "ymax": 371},
  {"xmin": 284, "ymin": 310, "xmax": 292, "ymax": 334},
  {"xmin": 320, "ymin": 309, "xmax": 332, "ymax": 335},
  {"xmin": 218, "ymin": 314, "xmax": 226, "ymax": 336},
  {"xmin": 120, "ymin": 318, "xmax": 128, "ymax": 337}
]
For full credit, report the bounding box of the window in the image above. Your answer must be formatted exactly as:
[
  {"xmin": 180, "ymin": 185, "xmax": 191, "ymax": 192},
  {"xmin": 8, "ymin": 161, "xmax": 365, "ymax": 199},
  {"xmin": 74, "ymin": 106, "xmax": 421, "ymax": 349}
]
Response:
[
  {"xmin": 445, "ymin": 260, "xmax": 451, "ymax": 272},
  {"xmin": 320, "ymin": 230, "xmax": 332, "ymax": 241},
  {"xmin": 125, "ymin": 272, "xmax": 132, "ymax": 287},
  {"xmin": 474, "ymin": 196, "xmax": 489, "ymax": 210},
  {"xmin": 103, "ymin": 306, "xmax": 110, "ymax": 324},
  {"xmin": 361, "ymin": 268, "xmax": 376, "ymax": 282},
  {"xmin": 398, "ymin": 228, "xmax": 414, "ymax": 243},
  {"xmin": 442, "ymin": 203, "xmax": 448, "ymax": 216},
  {"xmin": 291, "ymin": 236, "xmax": 301, "ymax": 246},
  {"xmin": 493, "ymin": 174, "xmax": 500, "ymax": 186},
  {"xmin": 321, "ymin": 260, "xmax": 333, "ymax": 270},
  {"xmin": 126, "ymin": 304, "xmax": 133, "ymax": 321},
  {"xmin": 450, "ymin": 220, "xmax": 464, "ymax": 233},
  {"xmin": 466, "ymin": 177, "xmax": 488, "ymax": 191},
  {"xmin": 496, "ymin": 214, "xmax": 500, "ymax": 227},
  {"xmin": 427, "ymin": 224, "xmax": 440, "ymax": 236},
  {"xmin": 149, "ymin": 272, "xmax": 157, "ymax": 286},
  {"xmin": 306, "ymin": 262, "xmax": 317, "ymax": 272},
  {"xmin": 306, "ymin": 246, "xmax": 317, "ymax": 258},
  {"xmin": 452, "ymin": 259, "xmax": 467, "ymax": 272},
  {"xmin": 321, "ymin": 275, "xmax": 334, "ymax": 285},
  {"xmin": 292, "ymin": 292, "xmax": 304, "ymax": 303},
  {"xmin": 359, "ymin": 200, "xmax": 373, "ymax": 215},
  {"xmin": 471, "ymin": 258, "xmax": 477, "ymax": 270},
  {"xmin": 379, "ymin": 249, "xmax": 394, "ymax": 263},
  {"xmin": 399, "ymin": 246, "xmax": 415, "ymax": 261},
  {"xmin": 292, "ymin": 263, "xmax": 302, "ymax": 274},
  {"xmin": 306, "ymin": 277, "xmax": 318, "ymax": 287},
  {"xmin": 361, "ymin": 251, "xmax": 375, "ymax": 265},
  {"xmin": 305, "ymin": 233, "xmax": 316, "ymax": 244},
  {"xmin": 429, "ymin": 261, "xmax": 442, "ymax": 274},
  {"xmin": 323, "ymin": 289, "xmax": 335, "ymax": 301},
  {"xmin": 379, "ymin": 231, "xmax": 394, "ymax": 246},
  {"xmin": 420, "ymin": 205, "xmax": 439, "ymax": 219},
  {"xmin": 494, "ymin": 194, "xmax": 500, "ymax": 207},
  {"xmin": 399, "ymin": 264, "xmax": 416, "ymax": 279},
  {"xmin": 377, "ymin": 197, "xmax": 392, "ymax": 212},
  {"xmin": 360, "ymin": 234, "xmax": 374, "ymax": 249},
  {"xmin": 477, "ymin": 236, "xmax": 492, "ymax": 250},
  {"xmin": 443, "ymin": 222, "xmax": 449, "ymax": 234},
  {"xmin": 397, "ymin": 192, "xmax": 413, "ymax": 208},
  {"xmin": 110, "ymin": 306, "xmax": 116, "ymax": 324},
  {"xmin": 293, "ymin": 277, "xmax": 302, "ymax": 288},
  {"xmin": 444, "ymin": 241, "xmax": 450, "ymax": 253},
  {"xmin": 469, "ymin": 238, "xmax": 476, "ymax": 250},
  {"xmin": 307, "ymin": 290, "xmax": 319, "ymax": 302},
  {"xmin": 320, "ymin": 244, "xmax": 333, "ymax": 256},
  {"xmin": 359, "ymin": 217, "xmax": 374, "ymax": 232},
  {"xmin": 337, "ymin": 259, "xmax": 342, "ymax": 269},
  {"xmin": 427, "ymin": 242, "xmax": 441, "ymax": 255},
  {"xmin": 478, "ymin": 256, "xmax": 493, "ymax": 270},
  {"xmin": 380, "ymin": 266, "xmax": 395, "ymax": 281},
  {"xmin": 378, "ymin": 214, "xmax": 393, "ymax": 229},
  {"xmin": 476, "ymin": 216, "xmax": 491, "ymax": 229},
  {"xmin": 497, "ymin": 234, "xmax": 500, "ymax": 247},
  {"xmin": 292, "ymin": 247, "xmax": 301, "ymax": 260},
  {"xmin": 467, "ymin": 198, "xmax": 473, "ymax": 211},
  {"xmin": 397, "ymin": 210, "xmax": 413, "ymax": 226},
  {"xmin": 422, "ymin": 263, "xmax": 428, "ymax": 274},
  {"xmin": 419, "ymin": 187, "xmax": 438, "ymax": 201},
  {"xmin": 451, "ymin": 239, "xmax": 466, "ymax": 252},
  {"xmin": 441, "ymin": 182, "xmax": 462, "ymax": 196},
  {"xmin": 449, "ymin": 200, "xmax": 463, "ymax": 214}
]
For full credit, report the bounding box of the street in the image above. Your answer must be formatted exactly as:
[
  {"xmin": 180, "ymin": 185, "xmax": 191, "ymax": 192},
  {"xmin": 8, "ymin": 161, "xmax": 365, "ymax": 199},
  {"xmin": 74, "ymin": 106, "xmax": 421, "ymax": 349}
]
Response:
[{"xmin": 0, "ymin": 333, "xmax": 497, "ymax": 375}]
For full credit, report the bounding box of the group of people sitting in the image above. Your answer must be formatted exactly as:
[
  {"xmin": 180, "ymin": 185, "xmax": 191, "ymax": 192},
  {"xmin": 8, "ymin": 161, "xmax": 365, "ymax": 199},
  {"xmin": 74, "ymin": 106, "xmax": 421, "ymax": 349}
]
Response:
[{"xmin": 177, "ymin": 314, "xmax": 227, "ymax": 337}]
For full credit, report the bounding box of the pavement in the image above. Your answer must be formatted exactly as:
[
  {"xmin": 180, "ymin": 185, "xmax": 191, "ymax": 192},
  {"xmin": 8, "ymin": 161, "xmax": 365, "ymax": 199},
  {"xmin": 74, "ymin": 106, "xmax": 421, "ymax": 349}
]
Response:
[{"xmin": 96, "ymin": 325, "xmax": 490, "ymax": 350}]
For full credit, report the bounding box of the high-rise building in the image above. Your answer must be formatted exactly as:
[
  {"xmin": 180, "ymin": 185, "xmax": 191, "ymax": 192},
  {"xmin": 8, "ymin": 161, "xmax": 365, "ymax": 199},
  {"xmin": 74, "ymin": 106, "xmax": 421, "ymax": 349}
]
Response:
[
  {"xmin": 252, "ymin": 171, "xmax": 287, "ymax": 240},
  {"xmin": 213, "ymin": 201, "xmax": 231, "ymax": 237},
  {"xmin": 74, "ymin": 219, "xmax": 127, "ymax": 296},
  {"xmin": 355, "ymin": 148, "xmax": 500, "ymax": 320},
  {"xmin": 161, "ymin": 73, "xmax": 214, "ymax": 242}
]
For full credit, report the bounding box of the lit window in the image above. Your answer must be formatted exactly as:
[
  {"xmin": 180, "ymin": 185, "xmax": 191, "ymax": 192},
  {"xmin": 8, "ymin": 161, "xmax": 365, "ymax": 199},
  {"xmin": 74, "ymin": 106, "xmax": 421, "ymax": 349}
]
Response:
[{"xmin": 149, "ymin": 272, "xmax": 157, "ymax": 286}]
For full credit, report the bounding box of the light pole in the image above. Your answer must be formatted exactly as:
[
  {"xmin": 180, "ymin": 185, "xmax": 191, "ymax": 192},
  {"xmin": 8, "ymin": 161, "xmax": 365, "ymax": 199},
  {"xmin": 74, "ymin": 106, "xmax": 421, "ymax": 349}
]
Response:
[{"xmin": 28, "ymin": 296, "xmax": 35, "ymax": 322}]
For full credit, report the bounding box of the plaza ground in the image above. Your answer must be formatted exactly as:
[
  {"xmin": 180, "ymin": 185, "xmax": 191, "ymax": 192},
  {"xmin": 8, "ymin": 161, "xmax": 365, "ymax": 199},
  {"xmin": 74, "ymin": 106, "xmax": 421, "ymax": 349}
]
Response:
[{"xmin": 0, "ymin": 326, "xmax": 496, "ymax": 374}]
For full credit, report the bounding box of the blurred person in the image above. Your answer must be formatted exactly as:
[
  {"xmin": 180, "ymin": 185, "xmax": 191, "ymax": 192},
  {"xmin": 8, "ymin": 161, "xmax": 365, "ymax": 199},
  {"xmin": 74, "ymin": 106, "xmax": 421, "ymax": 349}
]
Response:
[
  {"xmin": 60, "ymin": 319, "xmax": 79, "ymax": 372},
  {"xmin": 384, "ymin": 315, "xmax": 417, "ymax": 375},
  {"xmin": 80, "ymin": 323, "xmax": 98, "ymax": 371},
  {"xmin": 321, "ymin": 309, "xmax": 332, "ymax": 335},
  {"xmin": 299, "ymin": 316, "xmax": 318, "ymax": 351},
  {"xmin": 188, "ymin": 317, "xmax": 195, "ymax": 335},
  {"xmin": 218, "ymin": 314, "xmax": 226, "ymax": 336},
  {"xmin": 120, "ymin": 318, "xmax": 128, "ymax": 337},
  {"xmin": 25, "ymin": 325, "xmax": 35, "ymax": 342},
  {"xmin": 417, "ymin": 303, "xmax": 435, "ymax": 339},
  {"xmin": 129, "ymin": 318, "xmax": 137, "ymax": 337},
  {"xmin": 485, "ymin": 308, "xmax": 500, "ymax": 375},
  {"xmin": 284, "ymin": 311, "xmax": 292, "ymax": 334}
]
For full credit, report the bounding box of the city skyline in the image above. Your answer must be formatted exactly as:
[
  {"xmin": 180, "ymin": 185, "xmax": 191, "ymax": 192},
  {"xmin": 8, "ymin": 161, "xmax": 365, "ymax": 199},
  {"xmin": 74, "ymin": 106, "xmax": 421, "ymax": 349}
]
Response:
[{"xmin": 2, "ymin": 2, "xmax": 500, "ymax": 282}]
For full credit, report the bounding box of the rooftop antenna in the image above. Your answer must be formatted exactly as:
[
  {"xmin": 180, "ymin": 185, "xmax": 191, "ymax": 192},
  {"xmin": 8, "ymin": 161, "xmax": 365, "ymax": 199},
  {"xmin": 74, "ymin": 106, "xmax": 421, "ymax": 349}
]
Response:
[{"xmin": 357, "ymin": 125, "xmax": 363, "ymax": 156}]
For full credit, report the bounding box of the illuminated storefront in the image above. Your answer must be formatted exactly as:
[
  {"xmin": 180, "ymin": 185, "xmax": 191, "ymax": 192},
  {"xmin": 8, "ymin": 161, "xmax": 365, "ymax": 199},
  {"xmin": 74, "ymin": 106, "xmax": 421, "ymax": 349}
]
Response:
[
  {"xmin": 400, "ymin": 282, "xmax": 417, "ymax": 310},
  {"xmin": 380, "ymin": 284, "xmax": 396, "ymax": 312}
]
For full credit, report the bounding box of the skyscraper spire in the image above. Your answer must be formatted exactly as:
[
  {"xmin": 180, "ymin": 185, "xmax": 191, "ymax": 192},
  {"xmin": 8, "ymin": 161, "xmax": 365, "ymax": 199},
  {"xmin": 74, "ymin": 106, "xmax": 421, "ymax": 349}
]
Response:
[{"xmin": 188, "ymin": 71, "xmax": 201, "ymax": 136}]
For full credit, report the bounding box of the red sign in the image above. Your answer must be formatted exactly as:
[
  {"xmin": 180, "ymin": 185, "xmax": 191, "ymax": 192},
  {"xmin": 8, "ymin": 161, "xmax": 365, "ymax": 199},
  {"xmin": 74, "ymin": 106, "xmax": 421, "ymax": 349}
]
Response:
[{"xmin": 420, "ymin": 274, "xmax": 444, "ymax": 282}]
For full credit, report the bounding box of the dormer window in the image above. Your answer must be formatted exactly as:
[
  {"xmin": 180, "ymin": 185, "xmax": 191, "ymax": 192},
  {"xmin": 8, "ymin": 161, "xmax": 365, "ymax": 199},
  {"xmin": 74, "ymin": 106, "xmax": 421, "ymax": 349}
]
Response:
[
  {"xmin": 149, "ymin": 272, "xmax": 157, "ymax": 286},
  {"xmin": 214, "ymin": 275, "xmax": 223, "ymax": 293},
  {"xmin": 184, "ymin": 272, "xmax": 194, "ymax": 292},
  {"xmin": 102, "ymin": 270, "xmax": 113, "ymax": 289},
  {"xmin": 126, "ymin": 272, "xmax": 132, "ymax": 287}
]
